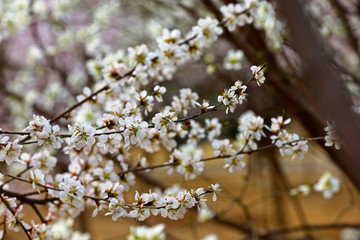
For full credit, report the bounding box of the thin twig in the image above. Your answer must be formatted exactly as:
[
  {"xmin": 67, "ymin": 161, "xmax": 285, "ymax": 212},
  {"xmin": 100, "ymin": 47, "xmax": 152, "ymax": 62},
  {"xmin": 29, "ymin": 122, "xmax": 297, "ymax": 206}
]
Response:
[
  {"xmin": 118, "ymin": 136, "xmax": 324, "ymax": 175},
  {"xmin": 1, "ymin": 217, "xmax": 6, "ymax": 240},
  {"xmin": 0, "ymin": 194, "xmax": 31, "ymax": 240},
  {"xmin": 29, "ymin": 204, "xmax": 46, "ymax": 223},
  {"xmin": 1, "ymin": 166, "xmax": 32, "ymax": 188}
]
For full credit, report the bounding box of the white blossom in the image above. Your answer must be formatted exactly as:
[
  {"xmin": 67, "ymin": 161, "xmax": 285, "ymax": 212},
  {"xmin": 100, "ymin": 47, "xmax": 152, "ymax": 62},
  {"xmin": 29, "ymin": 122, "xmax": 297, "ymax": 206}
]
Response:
[
  {"xmin": 100, "ymin": 181, "xmax": 125, "ymax": 201},
  {"xmin": 119, "ymin": 116, "xmax": 149, "ymax": 145},
  {"xmin": 237, "ymin": 111, "xmax": 266, "ymax": 150},
  {"xmin": 220, "ymin": 2, "xmax": 257, "ymax": 31},
  {"xmin": 324, "ymin": 121, "xmax": 341, "ymax": 150},
  {"xmin": 0, "ymin": 138, "xmax": 22, "ymax": 165},
  {"xmin": 24, "ymin": 115, "xmax": 63, "ymax": 149},
  {"xmin": 266, "ymin": 116, "xmax": 291, "ymax": 134},
  {"xmin": 179, "ymin": 88, "xmax": 199, "ymax": 109},
  {"xmin": 70, "ymin": 231, "xmax": 91, "ymax": 240},
  {"xmin": 272, "ymin": 130, "xmax": 308, "ymax": 160},
  {"xmin": 191, "ymin": 17, "xmax": 223, "ymax": 45},
  {"xmin": 29, "ymin": 169, "xmax": 45, "ymax": 193},
  {"xmin": 93, "ymin": 160, "xmax": 119, "ymax": 182},
  {"xmin": 224, "ymin": 155, "xmax": 246, "ymax": 173},
  {"xmin": 205, "ymin": 118, "xmax": 222, "ymax": 141},
  {"xmin": 105, "ymin": 198, "xmax": 127, "ymax": 221},
  {"xmin": 195, "ymin": 99, "xmax": 215, "ymax": 112},
  {"xmin": 283, "ymin": 137, "xmax": 308, "ymax": 160},
  {"xmin": 212, "ymin": 139, "xmax": 235, "ymax": 157},
  {"xmin": 218, "ymin": 89, "xmax": 238, "ymax": 114},
  {"xmin": 6, "ymin": 205, "xmax": 30, "ymax": 233},
  {"xmin": 250, "ymin": 65, "xmax": 266, "ymax": 86},
  {"xmin": 30, "ymin": 150, "xmax": 57, "ymax": 173},
  {"xmin": 152, "ymin": 107, "xmax": 177, "ymax": 133},
  {"xmin": 289, "ymin": 184, "xmax": 311, "ymax": 197},
  {"xmin": 128, "ymin": 44, "xmax": 149, "ymax": 67},
  {"xmin": 157, "ymin": 28, "xmax": 182, "ymax": 48},
  {"xmin": 314, "ymin": 172, "xmax": 340, "ymax": 199},
  {"xmin": 50, "ymin": 218, "xmax": 74, "ymax": 239},
  {"xmin": 68, "ymin": 122, "xmax": 96, "ymax": 151},
  {"xmin": 127, "ymin": 224, "xmax": 166, "ymax": 240},
  {"xmin": 136, "ymin": 90, "xmax": 154, "ymax": 115},
  {"xmin": 198, "ymin": 207, "xmax": 215, "ymax": 223},
  {"xmin": 97, "ymin": 133, "xmax": 122, "ymax": 153},
  {"xmin": 187, "ymin": 120, "xmax": 206, "ymax": 144},
  {"xmin": 230, "ymin": 80, "xmax": 247, "ymax": 104},
  {"xmin": 29, "ymin": 220, "xmax": 51, "ymax": 240},
  {"xmin": 153, "ymin": 85, "xmax": 166, "ymax": 102},
  {"xmin": 169, "ymin": 144, "xmax": 204, "ymax": 180},
  {"xmin": 102, "ymin": 62, "xmax": 127, "ymax": 82},
  {"xmin": 224, "ymin": 49, "xmax": 245, "ymax": 70},
  {"xmin": 58, "ymin": 176, "xmax": 85, "ymax": 208}
]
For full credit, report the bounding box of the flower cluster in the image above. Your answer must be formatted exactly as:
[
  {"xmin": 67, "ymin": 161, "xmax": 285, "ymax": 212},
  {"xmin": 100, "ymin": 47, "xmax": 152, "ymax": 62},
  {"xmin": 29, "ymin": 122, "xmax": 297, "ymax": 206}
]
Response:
[
  {"xmin": 267, "ymin": 116, "xmax": 308, "ymax": 161},
  {"xmin": 171, "ymin": 88, "xmax": 199, "ymax": 116},
  {"xmin": 68, "ymin": 122, "xmax": 96, "ymax": 151},
  {"xmin": 94, "ymin": 184, "xmax": 220, "ymax": 222},
  {"xmin": 127, "ymin": 224, "xmax": 166, "ymax": 240},
  {"xmin": 220, "ymin": 2, "xmax": 257, "ymax": 31},
  {"xmin": 48, "ymin": 218, "xmax": 90, "ymax": 240},
  {"xmin": 58, "ymin": 176, "xmax": 86, "ymax": 209},
  {"xmin": 168, "ymin": 144, "xmax": 204, "ymax": 180},
  {"xmin": 250, "ymin": 65, "xmax": 266, "ymax": 86},
  {"xmin": 205, "ymin": 118, "xmax": 222, "ymax": 141},
  {"xmin": 28, "ymin": 150, "xmax": 57, "ymax": 172},
  {"xmin": 152, "ymin": 107, "xmax": 177, "ymax": 133},
  {"xmin": 218, "ymin": 80, "xmax": 248, "ymax": 114},
  {"xmin": 314, "ymin": 172, "xmax": 340, "ymax": 199},
  {"xmin": 119, "ymin": 116, "xmax": 149, "ymax": 145},
  {"xmin": 237, "ymin": 111, "xmax": 266, "ymax": 150},
  {"xmin": 266, "ymin": 116, "xmax": 291, "ymax": 134},
  {"xmin": 0, "ymin": 137, "xmax": 22, "ymax": 165},
  {"xmin": 324, "ymin": 121, "xmax": 341, "ymax": 150},
  {"xmin": 274, "ymin": 131, "xmax": 309, "ymax": 160},
  {"xmin": 0, "ymin": 0, "xmax": 31, "ymax": 42},
  {"xmin": 0, "ymin": 194, "xmax": 30, "ymax": 235},
  {"xmin": 24, "ymin": 115, "xmax": 63, "ymax": 149},
  {"xmin": 220, "ymin": 1, "xmax": 285, "ymax": 49},
  {"xmin": 290, "ymin": 172, "xmax": 341, "ymax": 200},
  {"xmin": 97, "ymin": 133, "xmax": 122, "ymax": 154}
]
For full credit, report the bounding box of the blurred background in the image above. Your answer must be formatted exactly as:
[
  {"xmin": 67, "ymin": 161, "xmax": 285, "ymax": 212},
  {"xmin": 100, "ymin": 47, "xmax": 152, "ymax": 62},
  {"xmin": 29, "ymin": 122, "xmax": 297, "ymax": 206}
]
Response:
[{"xmin": 1, "ymin": 0, "xmax": 360, "ymax": 239}]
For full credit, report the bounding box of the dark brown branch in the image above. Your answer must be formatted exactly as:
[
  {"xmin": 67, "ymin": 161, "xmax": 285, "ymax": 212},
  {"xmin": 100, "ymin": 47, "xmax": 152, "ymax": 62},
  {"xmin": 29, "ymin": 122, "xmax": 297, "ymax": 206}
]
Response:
[
  {"xmin": 29, "ymin": 204, "xmax": 46, "ymax": 223},
  {"xmin": 1, "ymin": 217, "xmax": 6, "ymax": 240},
  {"xmin": 0, "ymin": 194, "xmax": 31, "ymax": 240},
  {"xmin": 278, "ymin": 0, "xmax": 360, "ymax": 192},
  {"xmin": 0, "ymin": 188, "xmax": 58, "ymax": 205},
  {"xmin": 118, "ymin": 137, "xmax": 324, "ymax": 175}
]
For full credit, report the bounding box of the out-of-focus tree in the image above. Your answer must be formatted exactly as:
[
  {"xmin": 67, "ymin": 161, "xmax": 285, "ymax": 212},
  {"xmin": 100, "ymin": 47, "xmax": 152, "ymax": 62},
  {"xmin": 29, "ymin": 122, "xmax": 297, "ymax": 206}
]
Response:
[{"xmin": 0, "ymin": 0, "xmax": 359, "ymax": 239}]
